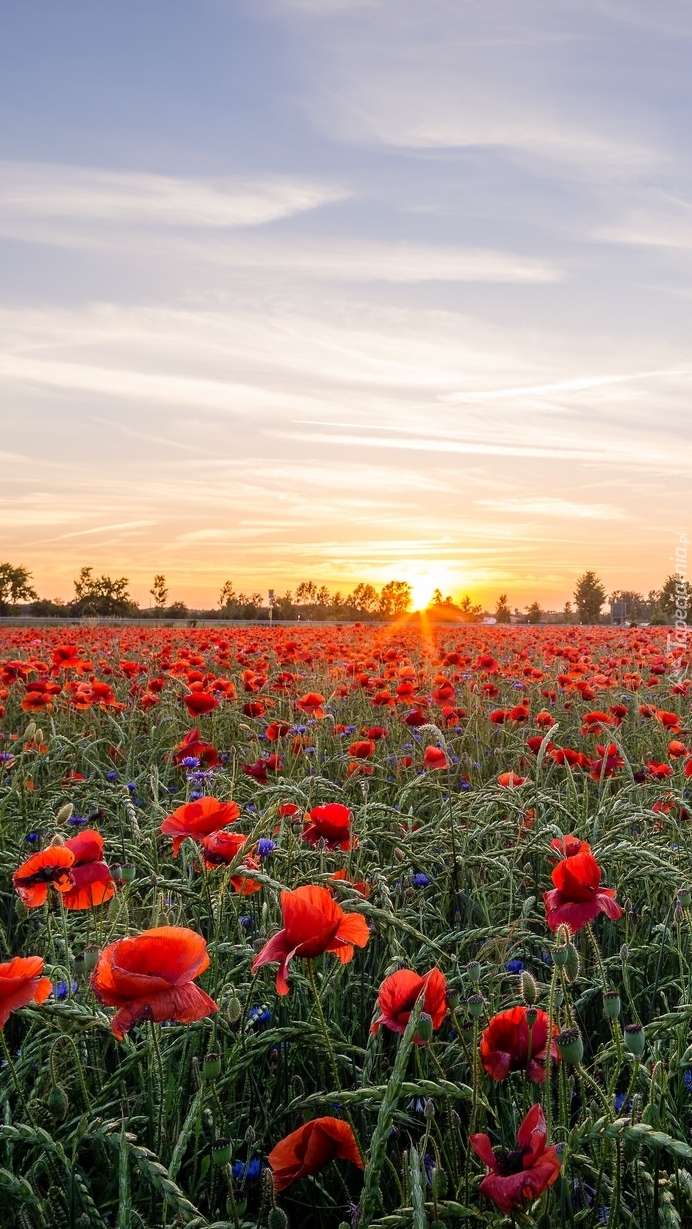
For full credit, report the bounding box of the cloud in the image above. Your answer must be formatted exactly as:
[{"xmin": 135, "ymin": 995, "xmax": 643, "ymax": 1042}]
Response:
[
  {"xmin": 476, "ymin": 498, "xmax": 629, "ymax": 520},
  {"xmin": 0, "ymin": 161, "xmax": 347, "ymax": 234}
]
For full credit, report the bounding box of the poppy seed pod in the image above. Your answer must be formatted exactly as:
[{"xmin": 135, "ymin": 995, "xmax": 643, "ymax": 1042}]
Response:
[
  {"xmin": 467, "ymin": 994, "xmax": 485, "ymax": 1018},
  {"xmin": 603, "ymin": 990, "xmax": 621, "ymax": 1020},
  {"xmin": 553, "ymin": 944, "xmax": 569, "ymax": 967},
  {"xmin": 524, "ymin": 1006, "xmax": 538, "ymax": 1029},
  {"xmin": 203, "ymin": 1052, "xmax": 221, "ymax": 1080},
  {"xmin": 624, "ymin": 1023, "xmax": 646, "ymax": 1057},
  {"xmin": 416, "ymin": 1012, "xmax": 434, "ymax": 1043},
  {"xmin": 466, "ymin": 960, "xmax": 481, "ymax": 983},
  {"xmin": 212, "ymin": 1137, "xmax": 232, "ymax": 1167},
  {"xmin": 120, "ymin": 864, "xmax": 136, "ymax": 883},
  {"xmin": 556, "ymin": 1027, "xmax": 584, "ymax": 1065}
]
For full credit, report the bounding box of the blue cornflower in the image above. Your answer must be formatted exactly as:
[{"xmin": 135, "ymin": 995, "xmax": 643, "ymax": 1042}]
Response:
[
  {"xmin": 290, "ymin": 725, "xmax": 307, "ymax": 735},
  {"xmin": 127, "ymin": 782, "xmax": 137, "ymax": 792},
  {"xmin": 248, "ymin": 1005, "xmax": 272, "ymax": 1026},
  {"xmin": 53, "ymin": 979, "xmax": 78, "ymax": 1001},
  {"xmin": 25, "ymin": 832, "xmax": 40, "ymax": 843},
  {"xmin": 0, "ymin": 752, "xmax": 15, "ymax": 763},
  {"xmin": 68, "ymin": 815, "xmax": 89, "ymax": 826},
  {"xmin": 105, "ymin": 770, "xmax": 118, "ymax": 781},
  {"xmin": 239, "ymin": 915, "xmax": 253, "ymax": 929},
  {"xmin": 257, "ymin": 839, "xmax": 275, "ymax": 859},
  {"xmin": 412, "ymin": 873, "xmax": 430, "ymax": 889},
  {"xmin": 460, "ymin": 780, "xmax": 471, "ymax": 791},
  {"xmin": 613, "ymin": 1092, "xmax": 630, "ymax": 1112},
  {"xmin": 684, "ymin": 1071, "xmax": 692, "ymax": 1090},
  {"xmin": 181, "ymin": 756, "xmax": 199, "ymax": 768},
  {"xmin": 232, "ymin": 1161, "xmax": 244, "ymax": 1180},
  {"xmin": 504, "ymin": 959, "xmax": 524, "ymax": 974},
  {"xmin": 598, "ymin": 1208, "xmax": 611, "ymax": 1224},
  {"xmin": 246, "ymin": 1159, "xmax": 261, "ymax": 1179}
]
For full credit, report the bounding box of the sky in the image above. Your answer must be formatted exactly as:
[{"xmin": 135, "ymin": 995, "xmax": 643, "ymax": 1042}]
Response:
[{"xmin": 1, "ymin": 0, "xmax": 691, "ymax": 612}]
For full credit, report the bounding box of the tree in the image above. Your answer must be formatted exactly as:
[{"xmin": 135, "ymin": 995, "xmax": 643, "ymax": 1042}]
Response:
[
  {"xmin": 573, "ymin": 571, "xmax": 606, "ymax": 624},
  {"xmin": 430, "ymin": 587, "xmax": 444, "ymax": 607},
  {"xmin": 526, "ymin": 601, "xmax": 542, "ymax": 625},
  {"xmin": 273, "ymin": 591, "xmax": 295, "ymax": 620},
  {"xmin": 458, "ymin": 595, "xmax": 482, "ymax": 623},
  {"xmin": 150, "ymin": 575, "xmax": 168, "ymax": 610},
  {"xmin": 315, "ymin": 585, "xmax": 331, "ymax": 608},
  {"xmin": 495, "ymin": 593, "xmax": 511, "ymax": 624},
  {"xmin": 659, "ymin": 574, "xmax": 692, "ymax": 624},
  {"xmin": 348, "ymin": 583, "xmax": 380, "ymax": 615},
  {"xmin": 561, "ymin": 601, "xmax": 574, "ymax": 624},
  {"xmin": 219, "ymin": 580, "xmax": 236, "ymax": 609},
  {"xmin": 379, "ymin": 580, "xmax": 412, "ymax": 618},
  {"xmin": 0, "ymin": 563, "xmax": 38, "ymax": 613},
  {"xmin": 167, "ymin": 600, "xmax": 189, "ymax": 619},
  {"xmin": 296, "ymin": 581, "xmax": 318, "ymax": 617},
  {"xmin": 73, "ymin": 567, "xmax": 135, "ymax": 616}
]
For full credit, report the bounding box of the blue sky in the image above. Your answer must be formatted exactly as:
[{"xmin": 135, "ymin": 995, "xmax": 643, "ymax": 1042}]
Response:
[{"xmin": 1, "ymin": 0, "xmax": 690, "ymax": 610}]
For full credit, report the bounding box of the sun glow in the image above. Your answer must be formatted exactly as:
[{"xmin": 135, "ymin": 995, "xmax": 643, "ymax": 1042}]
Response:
[{"xmin": 406, "ymin": 569, "xmax": 457, "ymax": 612}]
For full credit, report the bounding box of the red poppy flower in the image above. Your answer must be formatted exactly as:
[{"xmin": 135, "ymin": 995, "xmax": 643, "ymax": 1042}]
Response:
[
  {"xmin": 549, "ymin": 834, "xmax": 590, "ymax": 859},
  {"xmin": 268, "ymin": 1116, "xmax": 362, "ymax": 1192},
  {"xmin": 182, "ymin": 691, "xmax": 218, "ymax": 716},
  {"xmin": 330, "ymin": 869, "xmax": 370, "ymax": 899},
  {"xmin": 589, "ymin": 743, "xmax": 624, "ymax": 780},
  {"xmin": 543, "ymin": 848, "xmax": 623, "ymax": 932},
  {"xmin": 160, "ymin": 797, "xmax": 241, "ymax": 856},
  {"xmin": 534, "ymin": 710, "xmax": 555, "ymax": 728},
  {"xmin": 266, "ymin": 721, "xmax": 291, "ymax": 741},
  {"xmin": 0, "ymin": 955, "xmax": 52, "ymax": 1028},
  {"xmin": 403, "ymin": 708, "xmax": 427, "ymax": 727},
  {"xmin": 371, "ymin": 967, "xmax": 447, "ymax": 1043},
  {"xmin": 278, "ymin": 802, "xmax": 301, "ymax": 818},
  {"xmin": 243, "ymin": 700, "xmax": 268, "ymax": 719},
  {"xmin": 669, "ymin": 740, "xmax": 687, "ymax": 759},
  {"xmin": 480, "ymin": 1006, "xmax": 559, "ymax": 1084},
  {"xmin": 497, "ymin": 772, "xmax": 529, "ymax": 788},
  {"xmin": 423, "ymin": 746, "xmax": 448, "ymax": 770},
  {"xmin": 302, "ymin": 803, "xmax": 354, "ymax": 850},
  {"xmin": 348, "ymin": 740, "xmax": 376, "ymax": 760},
  {"xmin": 364, "ymin": 726, "xmax": 388, "ymax": 740},
  {"xmin": 251, "ymin": 884, "xmax": 369, "ymax": 995},
  {"xmin": 470, "ymin": 1102, "xmax": 561, "ymax": 1216},
  {"xmin": 13, "ymin": 844, "xmax": 76, "ymax": 908},
  {"xmin": 91, "ymin": 925, "xmax": 218, "ymax": 1040},
  {"xmin": 62, "ymin": 828, "xmax": 116, "ymax": 911},
  {"xmin": 296, "ymin": 692, "xmax": 327, "ymax": 718},
  {"xmin": 172, "ymin": 728, "xmax": 219, "ymax": 768},
  {"xmin": 200, "ymin": 830, "xmax": 247, "ymax": 868},
  {"xmin": 646, "ymin": 761, "xmax": 673, "ymax": 780}
]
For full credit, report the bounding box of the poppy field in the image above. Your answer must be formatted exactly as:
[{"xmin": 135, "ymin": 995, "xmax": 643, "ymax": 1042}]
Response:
[{"xmin": 0, "ymin": 621, "xmax": 691, "ymax": 1229}]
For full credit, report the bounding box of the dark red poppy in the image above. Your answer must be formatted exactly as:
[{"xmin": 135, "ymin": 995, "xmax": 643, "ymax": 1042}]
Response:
[
  {"xmin": 266, "ymin": 720, "xmax": 291, "ymax": 741},
  {"xmin": 243, "ymin": 700, "xmax": 268, "ymax": 719},
  {"xmin": 470, "ymin": 1102, "xmax": 561, "ymax": 1216},
  {"xmin": 268, "ymin": 1116, "xmax": 362, "ymax": 1192},
  {"xmin": 91, "ymin": 925, "xmax": 218, "ymax": 1039},
  {"xmin": 403, "ymin": 708, "xmax": 427, "ymax": 727},
  {"xmin": 371, "ymin": 967, "xmax": 447, "ymax": 1042},
  {"xmin": 364, "ymin": 726, "xmax": 388, "ymax": 740},
  {"xmin": 480, "ymin": 1006, "xmax": 559, "ymax": 1084},
  {"xmin": 423, "ymin": 746, "xmax": 448, "ymax": 770},
  {"xmin": 302, "ymin": 803, "xmax": 354, "ymax": 850},
  {"xmin": 549, "ymin": 834, "xmax": 590, "ymax": 859},
  {"xmin": 544, "ymin": 848, "xmax": 623, "ymax": 932},
  {"xmin": 62, "ymin": 828, "xmax": 116, "ymax": 911},
  {"xmin": 251, "ymin": 884, "xmax": 369, "ymax": 995},
  {"xmin": 589, "ymin": 743, "xmax": 624, "ymax": 780},
  {"xmin": 160, "ymin": 797, "xmax": 241, "ymax": 856},
  {"xmin": 200, "ymin": 829, "xmax": 247, "ymax": 868},
  {"xmin": 183, "ymin": 691, "xmax": 218, "ymax": 716},
  {"xmin": 348, "ymin": 740, "xmax": 375, "ymax": 760},
  {"xmin": 0, "ymin": 956, "xmax": 52, "ymax": 1029},
  {"xmin": 13, "ymin": 844, "xmax": 76, "ymax": 908}
]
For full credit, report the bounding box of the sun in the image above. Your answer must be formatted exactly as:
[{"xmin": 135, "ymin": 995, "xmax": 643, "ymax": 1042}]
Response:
[{"xmin": 407, "ymin": 570, "xmax": 456, "ymax": 611}]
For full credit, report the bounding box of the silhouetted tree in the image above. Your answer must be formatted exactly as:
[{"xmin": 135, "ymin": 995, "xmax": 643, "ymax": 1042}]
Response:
[
  {"xmin": 495, "ymin": 593, "xmax": 511, "ymax": 623},
  {"xmin": 573, "ymin": 571, "xmax": 606, "ymax": 624},
  {"xmin": 0, "ymin": 563, "xmax": 37, "ymax": 614}
]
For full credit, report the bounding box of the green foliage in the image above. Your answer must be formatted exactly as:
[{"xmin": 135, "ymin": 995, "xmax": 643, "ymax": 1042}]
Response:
[{"xmin": 573, "ymin": 569, "xmax": 607, "ymax": 623}]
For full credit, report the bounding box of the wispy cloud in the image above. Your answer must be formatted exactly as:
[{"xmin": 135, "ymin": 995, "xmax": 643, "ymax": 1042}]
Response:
[
  {"xmin": 0, "ymin": 161, "xmax": 347, "ymax": 234},
  {"xmin": 476, "ymin": 498, "xmax": 629, "ymax": 520}
]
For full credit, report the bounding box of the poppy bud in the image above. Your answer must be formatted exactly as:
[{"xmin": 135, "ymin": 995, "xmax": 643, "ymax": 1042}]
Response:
[
  {"xmin": 556, "ymin": 1027, "xmax": 584, "ymax": 1065},
  {"xmin": 120, "ymin": 863, "xmax": 136, "ymax": 883},
  {"xmin": 268, "ymin": 1210, "xmax": 289, "ymax": 1229},
  {"xmin": 416, "ymin": 1013, "xmax": 434, "ymax": 1043},
  {"xmin": 641, "ymin": 1103, "xmax": 662, "ymax": 1130},
  {"xmin": 564, "ymin": 942, "xmax": 580, "ymax": 984},
  {"xmin": 465, "ymin": 960, "xmax": 481, "ymax": 983},
  {"xmin": 431, "ymin": 1165, "xmax": 448, "ymax": 1198},
  {"xmin": 624, "ymin": 1023, "xmax": 645, "ymax": 1057},
  {"xmin": 423, "ymin": 1098, "xmax": 435, "ymax": 1120},
  {"xmin": 467, "ymin": 994, "xmax": 485, "ymax": 1018},
  {"xmin": 23, "ymin": 722, "xmax": 36, "ymax": 742},
  {"xmin": 520, "ymin": 971, "xmax": 539, "ymax": 1005},
  {"xmin": 603, "ymin": 991, "xmax": 621, "ymax": 1020},
  {"xmin": 203, "ymin": 1052, "xmax": 221, "ymax": 1080},
  {"xmin": 394, "ymin": 847, "xmax": 407, "ymax": 861},
  {"xmin": 55, "ymin": 802, "xmax": 73, "ymax": 825},
  {"xmin": 245, "ymin": 1125, "xmax": 256, "ymax": 1143},
  {"xmin": 34, "ymin": 729, "xmax": 44, "ymax": 746},
  {"xmin": 47, "ymin": 1084, "xmax": 69, "ymax": 1120},
  {"xmin": 556, "ymin": 924, "xmax": 571, "ymax": 946},
  {"xmin": 226, "ymin": 994, "xmax": 242, "ymax": 1024},
  {"xmin": 620, "ymin": 944, "xmax": 630, "ymax": 962},
  {"xmin": 212, "ymin": 1137, "xmax": 232, "ymax": 1166},
  {"xmin": 75, "ymin": 945, "xmax": 100, "ymax": 975}
]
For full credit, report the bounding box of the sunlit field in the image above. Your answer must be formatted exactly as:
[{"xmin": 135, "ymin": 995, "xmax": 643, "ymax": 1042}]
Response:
[{"xmin": 0, "ymin": 621, "xmax": 691, "ymax": 1229}]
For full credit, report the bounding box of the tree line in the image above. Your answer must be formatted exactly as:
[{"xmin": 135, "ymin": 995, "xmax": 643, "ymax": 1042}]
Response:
[{"xmin": 0, "ymin": 562, "xmax": 689, "ymax": 624}]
